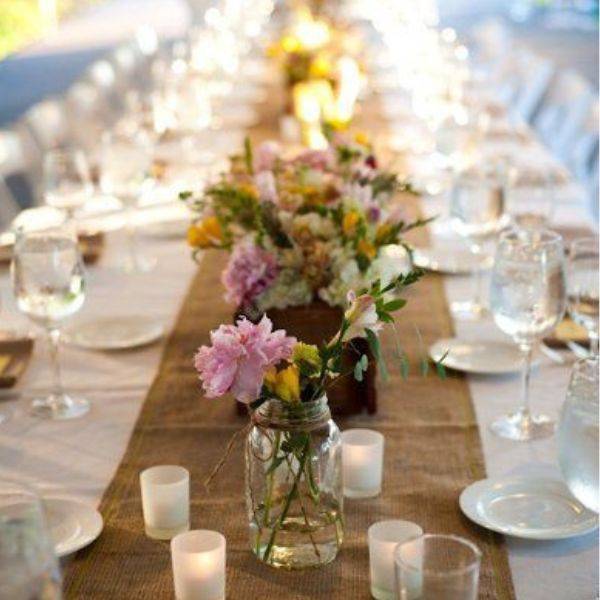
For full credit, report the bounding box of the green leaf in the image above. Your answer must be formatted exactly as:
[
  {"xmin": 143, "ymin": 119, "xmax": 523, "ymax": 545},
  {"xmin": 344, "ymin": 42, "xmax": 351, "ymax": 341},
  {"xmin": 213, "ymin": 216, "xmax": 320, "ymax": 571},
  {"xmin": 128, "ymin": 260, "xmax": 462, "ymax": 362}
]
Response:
[
  {"xmin": 353, "ymin": 361, "xmax": 364, "ymax": 382},
  {"xmin": 366, "ymin": 329, "xmax": 388, "ymax": 381},
  {"xmin": 383, "ymin": 299, "xmax": 407, "ymax": 312},
  {"xmin": 420, "ymin": 357, "xmax": 430, "ymax": 377},
  {"xmin": 244, "ymin": 137, "xmax": 254, "ymax": 174},
  {"xmin": 360, "ymin": 354, "xmax": 368, "ymax": 369}
]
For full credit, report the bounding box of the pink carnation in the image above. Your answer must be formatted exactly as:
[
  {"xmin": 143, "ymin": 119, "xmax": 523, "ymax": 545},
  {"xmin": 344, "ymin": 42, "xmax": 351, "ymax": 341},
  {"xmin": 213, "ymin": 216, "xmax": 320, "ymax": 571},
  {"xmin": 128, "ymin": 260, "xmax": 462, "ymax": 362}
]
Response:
[
  {"xmin": 222, "ymin": 241, "xmax": 279, "ymax": 307},
  {"xmin": 194, "ymin": 315, "xmax": 296, "ymax": 403},
  {"xmin": 254, "ymin": 141, "xmax": 280, "ymax": 172}
]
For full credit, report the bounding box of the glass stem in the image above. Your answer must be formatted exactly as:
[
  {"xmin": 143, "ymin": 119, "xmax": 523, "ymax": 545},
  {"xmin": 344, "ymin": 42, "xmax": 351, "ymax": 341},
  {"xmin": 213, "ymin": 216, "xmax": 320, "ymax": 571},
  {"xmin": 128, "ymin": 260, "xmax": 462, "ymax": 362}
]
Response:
[
  {"xmin": 48, "ymin": 328, "xmax": 64, "ymax": 399},
  {"xmin": 518, "ymin": 343, "xmax": 533, "ymax": 426}
]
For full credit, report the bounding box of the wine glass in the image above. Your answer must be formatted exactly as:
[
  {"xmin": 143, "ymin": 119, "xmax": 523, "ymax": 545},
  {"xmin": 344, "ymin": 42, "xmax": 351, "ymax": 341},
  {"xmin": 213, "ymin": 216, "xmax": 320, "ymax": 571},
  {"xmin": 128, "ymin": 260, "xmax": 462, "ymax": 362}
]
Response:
[
  {"xmin": 43, "ymin": 148, "xmax": 93, "ymax": 220},
  {"xmin": 100, "ymin": 129, "xmax": 155, "ymax": 273},
  {"xmin": 489, "ymin": 228, "xmax": 567, "ymax": 440},
  {"xmin": 0, "ymin": 480, "xmax": 62, "ymax": 599},
  {"xmin": 11, "ymin": 223, "xmax": 88, "ymax": 420},
  {"xmin": 505, "ymin": 170, "xmax": 556, "ymax": 230},
  {"xmin": 557, "ymin": 357, "xmax": 599, "ymax": 513},
  {"xmin": 567, "ymin": 237, "xmax": 599, "ymax": 357},
  {"xmin": 449, "ymin": 167, "xmax": 507, "ymax": 320}
]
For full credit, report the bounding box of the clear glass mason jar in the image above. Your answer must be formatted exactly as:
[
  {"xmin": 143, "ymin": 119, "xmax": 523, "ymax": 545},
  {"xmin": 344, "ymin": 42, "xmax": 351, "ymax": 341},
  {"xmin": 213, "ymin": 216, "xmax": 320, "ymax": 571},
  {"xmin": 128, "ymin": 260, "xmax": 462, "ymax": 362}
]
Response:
[{"xmin": 245, "ymin": 395, "xmax": 344, "ymax": 569}]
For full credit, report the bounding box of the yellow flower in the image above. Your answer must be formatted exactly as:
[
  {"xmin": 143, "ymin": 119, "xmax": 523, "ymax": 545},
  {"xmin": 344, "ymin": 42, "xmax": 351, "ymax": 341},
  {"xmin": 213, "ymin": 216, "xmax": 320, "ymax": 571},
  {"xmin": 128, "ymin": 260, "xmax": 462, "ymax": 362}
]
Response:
[
  {"xmin": 375, "ymin": 222, "xmax": 392, "ymax": 244},
  {"xmin": 281, "ymin": 35, "xmax": 301, "ymax": 53},
  {"xmin": 357, "ymin": 238, "xmax": 376, "ymax": 259},
  {"xmin": 354, "ymin": 131, "xmax": 370, "ymax": 147},
  {"xmin": 342, "ymin": 210, "xmax": 361, "ymax": 236},
  {"xmin": 187, "ymin": 216, "xmax": 223, "ymax": 248},
  {"xmin": 239, "ymin": 183, "xmax": 259, "ymax": 199},
  {"xmin": 309, "ymin": 56, "xmax": 332, "ymax": 78},
  {"xmin": 264, "ymin": 364, "xmax": 301, "ymax": 403},
  {"xmin": 293, "ymin": 342, "xmax": 321, "ymax": 374}
]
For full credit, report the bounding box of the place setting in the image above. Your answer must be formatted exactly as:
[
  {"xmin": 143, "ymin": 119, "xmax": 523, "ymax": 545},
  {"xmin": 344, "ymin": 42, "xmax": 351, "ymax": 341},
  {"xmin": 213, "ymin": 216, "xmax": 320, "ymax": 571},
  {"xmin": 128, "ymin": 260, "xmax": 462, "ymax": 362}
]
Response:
[{"xmin": 0, "ymin": 0, "xmax": 598, "ymax": 599}]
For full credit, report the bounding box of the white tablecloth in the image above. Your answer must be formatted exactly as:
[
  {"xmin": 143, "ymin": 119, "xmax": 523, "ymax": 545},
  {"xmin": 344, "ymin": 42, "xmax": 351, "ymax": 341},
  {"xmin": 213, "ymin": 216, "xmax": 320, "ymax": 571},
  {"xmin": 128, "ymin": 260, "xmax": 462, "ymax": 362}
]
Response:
[{"xmin": 0, "ymin": 145, "xmax": 598, "ymax": 600}]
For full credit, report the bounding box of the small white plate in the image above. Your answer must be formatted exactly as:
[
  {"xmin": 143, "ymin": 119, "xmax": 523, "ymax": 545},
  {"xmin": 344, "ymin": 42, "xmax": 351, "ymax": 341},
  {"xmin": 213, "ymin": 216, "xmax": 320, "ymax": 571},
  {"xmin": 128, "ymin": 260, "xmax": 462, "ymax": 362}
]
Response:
[
  {"xmin": 44, "ymin": 497, "xmax": 103, "ymax": 557},
  {"xmin": 413, "ymin": 246, "xmax": 491, "ymax": 275},
  {"xmin": 64, "ymin": 316, "xmax": 164, "ymax": 351},
  {"xmin": 429, "ymin": 337, "xmax": 538, "ymax": 375},
  {"xmin": 460, "ymin": 477, "xmax": 599, "ymax": 540}
]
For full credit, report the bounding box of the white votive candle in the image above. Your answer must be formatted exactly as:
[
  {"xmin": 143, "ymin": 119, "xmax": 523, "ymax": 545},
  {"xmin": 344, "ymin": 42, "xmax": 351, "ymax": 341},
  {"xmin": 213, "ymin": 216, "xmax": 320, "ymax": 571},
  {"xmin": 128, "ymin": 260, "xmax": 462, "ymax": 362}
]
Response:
[
  {"xmin": 140, "ymin": 465, "xmax": 190, "ymax": 540},
  {"xmin": 341, "ymin": 429, "xmax": 384, "ymax": 498},
  {"xmin": 368, "ymin": 520, "xmax": 423, "ymax": 600},
  {"xmin": 171, "ymin": 530, "xmax": 226, "ymax": 600}
]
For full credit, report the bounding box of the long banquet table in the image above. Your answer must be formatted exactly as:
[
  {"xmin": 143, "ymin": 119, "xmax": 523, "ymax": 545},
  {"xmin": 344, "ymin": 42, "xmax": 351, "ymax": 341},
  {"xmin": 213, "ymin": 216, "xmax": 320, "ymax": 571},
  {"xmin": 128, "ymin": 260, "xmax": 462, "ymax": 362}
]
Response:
[{"xmin": 0, "ymin": 57, "xmax": 598, "ymax": 600}]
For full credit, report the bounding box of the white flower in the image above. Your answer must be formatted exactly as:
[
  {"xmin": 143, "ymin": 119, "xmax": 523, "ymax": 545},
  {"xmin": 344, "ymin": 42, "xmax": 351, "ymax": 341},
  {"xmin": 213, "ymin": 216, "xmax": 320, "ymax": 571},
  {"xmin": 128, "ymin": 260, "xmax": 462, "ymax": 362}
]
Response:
[
  {"xmin": 342, "ymin": 292, "xmax": 382, "ymax": 341},
  {"xmin": 254, "ymin": 170, "xmax": 278, "ymax": 203}
]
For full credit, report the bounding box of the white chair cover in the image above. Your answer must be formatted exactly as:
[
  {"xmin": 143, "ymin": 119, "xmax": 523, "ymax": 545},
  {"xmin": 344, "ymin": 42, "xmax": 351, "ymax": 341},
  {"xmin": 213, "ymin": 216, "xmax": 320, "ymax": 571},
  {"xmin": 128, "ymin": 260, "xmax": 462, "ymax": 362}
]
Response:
[
  {"xmin": 533, "ymin": 69, "xmax": 593, "ymax": 151},
  {"xmin": 0, "ymin": 176, "xmax": 20, "ymax": 229}
]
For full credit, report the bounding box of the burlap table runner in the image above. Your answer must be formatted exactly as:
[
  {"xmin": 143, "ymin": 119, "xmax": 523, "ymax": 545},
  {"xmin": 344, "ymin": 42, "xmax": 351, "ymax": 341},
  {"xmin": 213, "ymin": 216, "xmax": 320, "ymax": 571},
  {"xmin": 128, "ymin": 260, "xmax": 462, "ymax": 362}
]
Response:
[{"xmin": 63, "ymin": 85, "xmax": 515, "ymax": 599}]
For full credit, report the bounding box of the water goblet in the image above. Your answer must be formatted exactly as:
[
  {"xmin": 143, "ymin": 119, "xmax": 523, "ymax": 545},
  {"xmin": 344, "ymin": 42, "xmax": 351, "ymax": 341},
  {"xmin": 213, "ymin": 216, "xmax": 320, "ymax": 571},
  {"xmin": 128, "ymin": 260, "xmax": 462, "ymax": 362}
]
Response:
[
  {"xmin": 43, "ymin": 148, "xmax": 93, "ymax": 220},
  {"xmin": 11, "ymin": 223, "xmax": 88, "ymax": 419},
  {"xmin": 449, "ymin": 167, "xmax": 506, "ymax": 320},
  {"xmin": 567, "ymin": 237, "xmax": 599, "ymax": 357},
  {"xmin": 100, "ymin": 130, "xmax": 156, "ymax": 273},
  {"xmin": 557, "ymin": 357, "xmax": 599, "ymax": 513},
  {"xmin": 0, "ymin": 480, "xmax": 62, "ymax": 599},
  {"xmin": 489, "ymin": 228, "xmax": 567, "ymax": 440}
]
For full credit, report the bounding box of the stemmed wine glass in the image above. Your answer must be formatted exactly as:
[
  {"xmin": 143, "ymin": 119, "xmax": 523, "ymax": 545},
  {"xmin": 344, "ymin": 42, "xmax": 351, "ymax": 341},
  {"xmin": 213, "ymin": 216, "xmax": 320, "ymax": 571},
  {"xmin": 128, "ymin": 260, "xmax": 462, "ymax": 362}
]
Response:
[
  {"xmin": 449, "ymin": 167, "xmax": 507, "ymax": 320},
  {"xmin": 567, "ymin": 238, "xmax": 599, "ymax": 357},
  {"xmin": 11, "ymin": 223, "xmax": 88, "ymax": 419},
  {"xmin": 100, "ymin": 130, "xmax": 155, "ymax": 273},
  {"xmin": 0, "ymin": 480, "xmax": 62, "ymax": 599},
  {"xmin": 489, "ymin": 228, "xmax": 567, "ymax": 440},
  {"xmin": 43, "ymin": 148, "xmax": 93, "ymax": 220}
]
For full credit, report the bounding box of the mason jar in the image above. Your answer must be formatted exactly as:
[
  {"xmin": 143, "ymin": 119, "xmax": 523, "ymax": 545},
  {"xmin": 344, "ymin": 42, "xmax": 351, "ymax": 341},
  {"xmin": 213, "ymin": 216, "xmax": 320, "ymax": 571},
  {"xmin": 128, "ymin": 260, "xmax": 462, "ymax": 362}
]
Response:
[{"xmin": 245, "ymin": 395, "xmax": 343, "ymax": 569}]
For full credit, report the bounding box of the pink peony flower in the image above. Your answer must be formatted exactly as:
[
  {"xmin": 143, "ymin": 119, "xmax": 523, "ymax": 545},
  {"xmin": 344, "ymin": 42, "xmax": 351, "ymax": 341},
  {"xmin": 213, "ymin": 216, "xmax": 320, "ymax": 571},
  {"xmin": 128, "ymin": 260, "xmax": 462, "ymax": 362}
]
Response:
[
  {"xmin": 194, "ymin": 315, "xmax": 296, "ymax": 403},
  {"xmin": 222, "ymin": 241, "xmax": 279, "ymax": 307},
  {"xmin": 254, "ymin": 170, "xmax": 278, "ymax": 204},
  {"xmin": 254, "ymin": 141, "xmax": 281, "ymax": 172}
]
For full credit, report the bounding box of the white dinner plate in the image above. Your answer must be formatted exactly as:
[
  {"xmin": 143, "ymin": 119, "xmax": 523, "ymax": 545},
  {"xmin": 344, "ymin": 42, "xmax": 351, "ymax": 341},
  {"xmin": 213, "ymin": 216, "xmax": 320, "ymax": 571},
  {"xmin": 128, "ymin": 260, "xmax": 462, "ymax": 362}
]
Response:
[
  {"xmin": 64, "ymin": 316, "xmax": 164, "ymax": 351},
  {"xmin": 429, "ymin": 337, "xmax": 538, "ymax": 375},
  {"xmin": 460, "ymin": 477, "xmax": 599, "ymax": 540},
  {"xmin": 44, "ymin": 497, "xmax": 103, "ymax": 557},
  {"xmin": 413, "ymin": 246, "xmax": 491, "ymax": 275}
]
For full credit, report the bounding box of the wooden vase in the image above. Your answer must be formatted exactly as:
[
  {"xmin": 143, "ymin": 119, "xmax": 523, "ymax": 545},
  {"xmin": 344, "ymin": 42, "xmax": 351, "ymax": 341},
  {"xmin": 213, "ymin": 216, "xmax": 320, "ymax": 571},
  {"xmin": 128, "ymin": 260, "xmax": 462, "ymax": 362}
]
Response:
[{"xmin": 235, "ymin": 301, "xmax": 377, "ymax": 416}]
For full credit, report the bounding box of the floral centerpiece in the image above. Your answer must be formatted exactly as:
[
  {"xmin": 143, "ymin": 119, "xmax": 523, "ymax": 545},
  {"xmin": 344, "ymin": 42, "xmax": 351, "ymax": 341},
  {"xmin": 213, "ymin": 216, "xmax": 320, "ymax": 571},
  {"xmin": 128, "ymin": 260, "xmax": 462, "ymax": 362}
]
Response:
[
  {"xmin": 185, "ymin": 135, "xmax": 423, "ymax": 312},
  {"xmin": 194, "ymin": 273, "xmax": 422, "ymax": 569},
  {"xmin": 184, "ymin": 135, "xmax": 426, "ymax": 414}
]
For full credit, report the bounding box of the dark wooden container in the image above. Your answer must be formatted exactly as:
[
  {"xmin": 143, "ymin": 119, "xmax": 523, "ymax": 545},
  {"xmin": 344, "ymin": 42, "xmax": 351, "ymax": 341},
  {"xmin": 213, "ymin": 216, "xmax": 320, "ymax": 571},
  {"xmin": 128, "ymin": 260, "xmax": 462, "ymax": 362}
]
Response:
[{"xmin": 235, "ymin": 301, "xmax": 377, "ymax": 416}]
